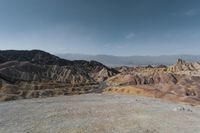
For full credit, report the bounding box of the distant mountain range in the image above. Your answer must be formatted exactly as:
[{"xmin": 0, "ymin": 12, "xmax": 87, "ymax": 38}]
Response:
[{"xmin": 57, "ymin": 54, "xmax": 200, "ymax": 67}]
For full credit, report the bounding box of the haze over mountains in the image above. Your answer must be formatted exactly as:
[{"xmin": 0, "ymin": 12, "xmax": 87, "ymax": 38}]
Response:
[{"xmin": 58, "ymin": 54, "xmax": 200, "ymax": 67}]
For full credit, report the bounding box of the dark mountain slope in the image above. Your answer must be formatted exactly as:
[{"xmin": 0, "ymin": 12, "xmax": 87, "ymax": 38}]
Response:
[
  {"xmin": 0, "ymin": 50, "xmax": 72, "ymax": 66},
  {"xmin": 0, "ymin": 50, "xmax": 118, "ymax": 101}
]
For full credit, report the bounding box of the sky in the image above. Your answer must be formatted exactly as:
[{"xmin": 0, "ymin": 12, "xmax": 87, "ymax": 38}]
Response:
[{"xmin": 0, "ymin": 0, "xmax": 200, "ymax": 56}]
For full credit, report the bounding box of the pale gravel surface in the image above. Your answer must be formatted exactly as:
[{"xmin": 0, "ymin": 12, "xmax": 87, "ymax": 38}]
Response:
[{"xmin": 0, "ymin": 94, "xmax": 200, "ymax": 133}]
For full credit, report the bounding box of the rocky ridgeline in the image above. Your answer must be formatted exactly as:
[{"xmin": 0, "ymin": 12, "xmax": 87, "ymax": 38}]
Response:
[
  {"xmin": 0, "ymin": 50, "xmax": 118, "ymax": 101},
  {"xmin": 168, "ymin": 59, "xmax": 200, "ymax": 75}
]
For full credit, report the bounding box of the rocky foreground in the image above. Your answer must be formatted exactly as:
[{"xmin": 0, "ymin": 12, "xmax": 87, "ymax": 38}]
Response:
[{"xmin": 0, "ymin": 93, "xmax": 200, "ymax": 133}]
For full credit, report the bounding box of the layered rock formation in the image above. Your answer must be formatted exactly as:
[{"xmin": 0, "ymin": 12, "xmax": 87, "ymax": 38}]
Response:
[
  {"xmin": 1, "ymin": 51, "xmax": 200, "ymax": 105},
  {"xmin": 105, "ymin": 60, "xmax": 200, "ymax": 105},
  {"xmin": 0, "ymin": 50, "xmax": 118, "ymax": 101}
]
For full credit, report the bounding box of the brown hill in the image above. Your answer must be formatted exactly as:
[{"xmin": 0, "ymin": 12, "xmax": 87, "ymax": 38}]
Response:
[{"xmin": 0, "ymin": 50, "xmax": 118, "ymax": 101}]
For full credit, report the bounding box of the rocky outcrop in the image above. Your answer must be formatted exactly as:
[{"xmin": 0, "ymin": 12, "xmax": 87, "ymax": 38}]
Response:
[{"xmin": 169, "ymin": 59, "xmax": 200, "ymax": 75}]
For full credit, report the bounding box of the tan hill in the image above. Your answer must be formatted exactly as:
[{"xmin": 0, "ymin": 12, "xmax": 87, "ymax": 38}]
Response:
[{"xmin": 105, "ymin": 60, "xmax": 200, "ymax": 105}]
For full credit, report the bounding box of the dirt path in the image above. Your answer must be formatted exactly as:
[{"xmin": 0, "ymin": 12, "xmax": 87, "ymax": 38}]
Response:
[{"xmin": 0, "ymin": 93, "xmax": 200, "ymax": 133}]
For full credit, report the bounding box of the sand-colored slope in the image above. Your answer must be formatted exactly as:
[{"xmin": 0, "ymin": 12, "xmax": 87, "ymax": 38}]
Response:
[
  {"xmin": 104, "ymin": 86, "xmax": 160, "ymax": 97},
  {"xmin": 104, "ymin": 85, "xmax": 200, "ymax": 105}
]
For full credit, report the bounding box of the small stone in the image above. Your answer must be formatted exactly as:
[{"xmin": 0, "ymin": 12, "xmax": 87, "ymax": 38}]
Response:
[{"xmin": 173, "ymin": 106, "xmax": 192, "ymax": 112}]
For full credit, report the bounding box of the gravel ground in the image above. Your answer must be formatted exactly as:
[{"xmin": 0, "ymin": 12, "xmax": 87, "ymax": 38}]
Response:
[{"xmin": 0, "ymin": 93, "xmax": 200, "ymax": 133}]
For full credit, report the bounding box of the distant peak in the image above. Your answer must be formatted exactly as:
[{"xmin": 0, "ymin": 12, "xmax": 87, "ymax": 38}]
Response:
[{"xmin": 177, "ymin": 58, "xmax": 186, "ymax": 64}]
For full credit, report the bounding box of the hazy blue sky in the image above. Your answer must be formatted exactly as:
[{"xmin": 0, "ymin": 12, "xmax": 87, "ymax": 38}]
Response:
[{"xmin": 0, "ymin": 0, "xmax": 200, "ymax": 55}]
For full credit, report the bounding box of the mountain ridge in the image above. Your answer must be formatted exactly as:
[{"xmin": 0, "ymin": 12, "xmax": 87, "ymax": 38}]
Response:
[
  {"xmin": 57, "ymin": 53, "xmax": 200, "ymax": 66},
  {"xmin": 0, "ymin": 50, "xmax": 118, "ymax": 101}
]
